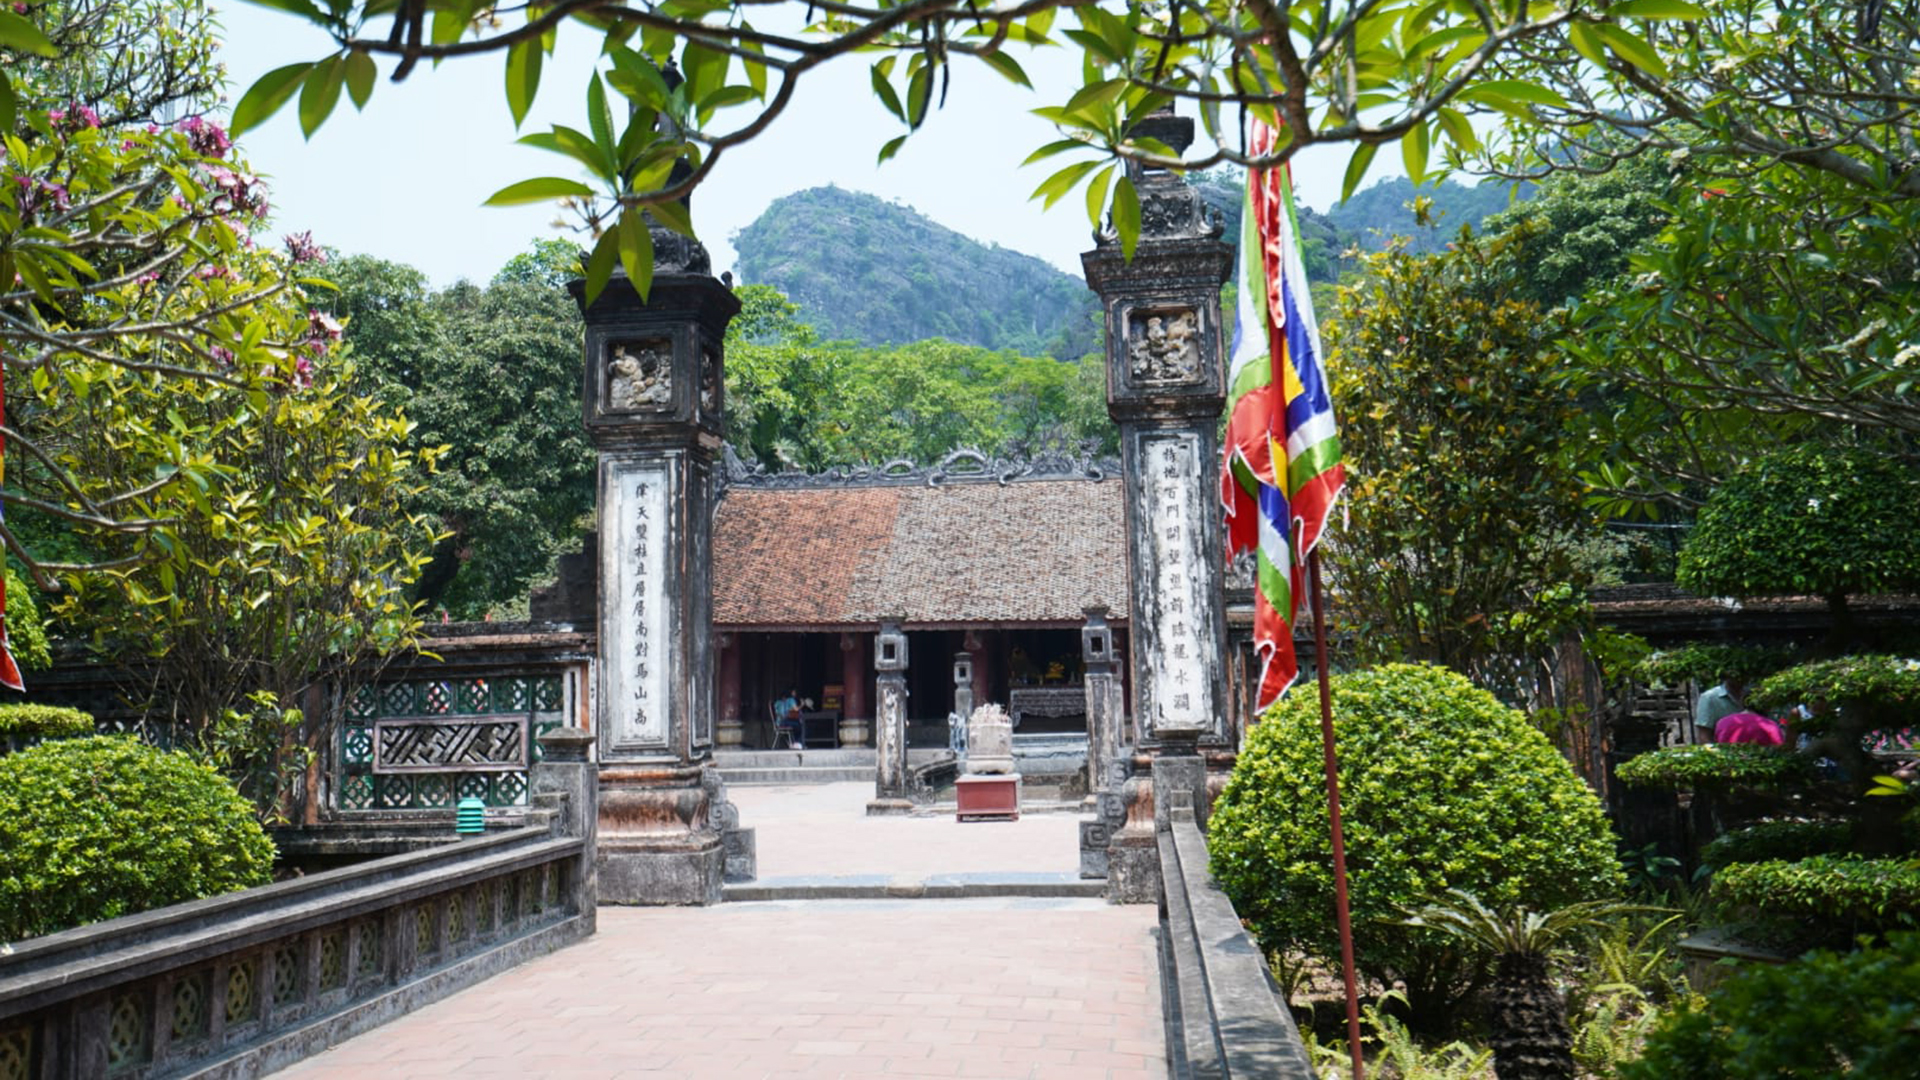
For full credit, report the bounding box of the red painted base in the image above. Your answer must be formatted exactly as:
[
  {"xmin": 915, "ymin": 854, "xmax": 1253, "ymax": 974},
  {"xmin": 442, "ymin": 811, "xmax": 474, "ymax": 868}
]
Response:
[{"xmin": 956, "ymin": 774, "xmax": 1021, "ymax": 821}]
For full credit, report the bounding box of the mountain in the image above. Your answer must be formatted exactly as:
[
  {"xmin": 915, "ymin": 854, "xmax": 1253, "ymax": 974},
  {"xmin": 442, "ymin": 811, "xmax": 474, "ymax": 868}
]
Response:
[
  {"xmin": 731, "ymin": 186, "xmax": 1099, "ymax": 359},
  {"xmin": 1324, "ymin": 175, "xmax": 1531, "ymax": 254}
]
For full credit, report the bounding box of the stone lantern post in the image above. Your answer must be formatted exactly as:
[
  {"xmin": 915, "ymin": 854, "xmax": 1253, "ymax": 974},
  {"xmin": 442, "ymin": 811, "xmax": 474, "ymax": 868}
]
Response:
[
  {"xmin": 570, "ymin": 228, "xmax": 747, "ymax": 905},
  {"xmin": 868, "ymin": 619, "xmax": 912, "ymax": 815},
  {"xmin": 1081, "ymin": 107, "xmax": 1234, "ymax": 899}
]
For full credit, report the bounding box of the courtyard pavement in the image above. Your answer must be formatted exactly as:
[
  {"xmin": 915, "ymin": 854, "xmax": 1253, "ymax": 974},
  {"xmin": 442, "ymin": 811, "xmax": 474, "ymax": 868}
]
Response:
[{"xmin": 275, "ymin": 783, "xmax": 1166, "ymax": 1080}]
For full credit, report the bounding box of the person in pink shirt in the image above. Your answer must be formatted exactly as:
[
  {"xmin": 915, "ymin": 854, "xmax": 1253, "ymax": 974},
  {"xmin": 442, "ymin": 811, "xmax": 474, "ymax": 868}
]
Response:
[{"xmin": 1715, "ymin": 710, "xmax": 1785, "ymax": 745}]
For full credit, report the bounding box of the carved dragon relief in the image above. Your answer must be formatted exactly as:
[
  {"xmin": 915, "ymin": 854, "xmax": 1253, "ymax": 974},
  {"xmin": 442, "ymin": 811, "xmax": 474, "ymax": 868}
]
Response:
[{"xmin": 1127, "ymin": 309, "xmax": 1202, "ymax": 385}]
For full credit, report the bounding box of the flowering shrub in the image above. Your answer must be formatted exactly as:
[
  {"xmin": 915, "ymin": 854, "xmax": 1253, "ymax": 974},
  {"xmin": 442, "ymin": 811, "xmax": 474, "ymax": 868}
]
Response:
[
  {"xmin": 0, "ymin": 736, "xmax": 274, "ymax": 941},
  {"xmin": 1616, "ymin": 744, "xmax": 1812, "ymax": 790},
  {"xmin": 1209, "ymin": 663, "xmax": 1623, "ymax": 1023}
]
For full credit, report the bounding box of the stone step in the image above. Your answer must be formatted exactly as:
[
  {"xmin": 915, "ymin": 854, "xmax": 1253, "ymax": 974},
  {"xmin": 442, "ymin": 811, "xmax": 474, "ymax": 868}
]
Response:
[
  {"xmin": 721, "ymin": 766, "xmax": 873, "ymax": 785},
  {"xmin": 723, "ymin": 871, "xmax": 1106, "ymax": 902},
  {"xmin": 716, "ymin": 749, "xmax": 874, "ymax": 768}
]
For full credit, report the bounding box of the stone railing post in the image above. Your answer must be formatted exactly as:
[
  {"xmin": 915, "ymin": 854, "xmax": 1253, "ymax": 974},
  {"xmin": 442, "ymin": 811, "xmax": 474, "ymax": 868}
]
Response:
[{"xmin": 533, "ymin": 727, "xmax": 599, "ymax": 921}]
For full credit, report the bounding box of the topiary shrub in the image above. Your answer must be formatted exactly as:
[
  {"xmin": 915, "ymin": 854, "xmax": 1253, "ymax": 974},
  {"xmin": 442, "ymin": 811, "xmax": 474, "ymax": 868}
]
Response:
[
  {"xmin": 1712, "ymin": 855, "xmax": 1920, "ymax": 942},
  {"xmin": 1209, "ymin": 663, "xmax": 1624, "ymax": 1027},
  {"xmin": 1618, "ymin": 931, "xmax": 1920, "ymax": 1079},
  {"xmin": 0, "ymin": 736, "xmax": 276, "ymax": 942},
  {"xmin": 1701, "ymin": 820, "xmax": 1855, "ymax": 869},
  {"xmin": 1615, "ymin": 744, "xmax": 1812, "ymax": 790},
  {"xmin": 0, "ymin": 703, "xmax": 94, "ymax": 749},
  {"xmin": 1632, "ymin": 642, "xmax": 1796, "ymax": 689},
  {"xmin": 1749, "ymin": 654, "xmax": 1920, "ymax": 737}
]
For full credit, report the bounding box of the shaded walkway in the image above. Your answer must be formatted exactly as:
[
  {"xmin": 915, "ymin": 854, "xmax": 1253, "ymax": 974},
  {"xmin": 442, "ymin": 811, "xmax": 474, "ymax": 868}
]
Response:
[{"xmin": 277, "ymin": 899, "xmax": 1164, "ymax": 1079}]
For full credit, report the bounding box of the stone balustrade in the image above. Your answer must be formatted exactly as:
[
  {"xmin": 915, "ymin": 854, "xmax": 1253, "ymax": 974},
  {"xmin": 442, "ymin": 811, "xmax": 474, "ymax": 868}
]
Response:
[
  {"xmin": 0, "ymin": 730, "xmax": 597, "ymax": 1080},
  {"xmin": 1156, "ymin": 793, "xmax": 1316, "ymax": 1079}
]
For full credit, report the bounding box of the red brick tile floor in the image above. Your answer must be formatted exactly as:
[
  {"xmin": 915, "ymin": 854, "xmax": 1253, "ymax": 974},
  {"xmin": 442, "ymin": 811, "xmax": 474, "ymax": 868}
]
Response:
[{"xmin": 275, "ymin": 784, "xmax": 1165, "ymax": 1080}]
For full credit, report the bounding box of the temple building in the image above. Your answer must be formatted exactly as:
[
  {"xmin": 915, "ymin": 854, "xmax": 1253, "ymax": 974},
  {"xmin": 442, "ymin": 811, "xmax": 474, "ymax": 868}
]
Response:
[{"xmin": 709, "ymin": 446, "xmax": 1133, "ymax": 750}]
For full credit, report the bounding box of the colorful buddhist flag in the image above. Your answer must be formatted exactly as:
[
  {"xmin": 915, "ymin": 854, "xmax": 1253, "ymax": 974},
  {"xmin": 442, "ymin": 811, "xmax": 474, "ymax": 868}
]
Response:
[
  {"xmin": 0, "ymin": 361, "xmax": 21, "ymax": 693},
  {"xmin": 1221, "ymin": 118, "xmax": 1345, "ymax": 712}
]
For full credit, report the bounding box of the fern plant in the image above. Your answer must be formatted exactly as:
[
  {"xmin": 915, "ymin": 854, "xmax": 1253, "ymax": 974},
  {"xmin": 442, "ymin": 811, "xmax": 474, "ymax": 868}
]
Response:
[{"xmin": 1304, "ymin": 990, "xmax": 1494, "ymax": 1080}]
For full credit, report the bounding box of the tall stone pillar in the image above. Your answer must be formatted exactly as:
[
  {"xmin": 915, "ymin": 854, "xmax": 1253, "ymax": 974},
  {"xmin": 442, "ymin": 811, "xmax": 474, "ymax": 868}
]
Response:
[
  {"xmin": 838, "ymin": 632, "xmax": 872, "ymax": 748},
  {"xmin": 952, "ymin": 651, "xmax": 975, "ymax": 740},
  {"xmin": 868, "ymin": 620, "xmax": 912, "ymax": 815},
  {"xmin": 964, "ymin": 629, "xmax": 991, "ymax": 706},
  {"xmin": 570, "ymin": 233, "xmax": 746, "ymax": 905},
  {"xmin": 716, "ymin": 632, "xmax": 743, "ymax": 749},
  {"xmin": 1081, "ymin": 107, "xmax": 1235, "ymax": 901},
  {"xmin": 1079, "ymin": 605, "xmax": 1129, "ymax": 876}
]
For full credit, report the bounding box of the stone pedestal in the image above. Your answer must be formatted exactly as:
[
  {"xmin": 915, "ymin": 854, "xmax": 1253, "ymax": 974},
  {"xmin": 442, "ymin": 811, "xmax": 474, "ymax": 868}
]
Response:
[
  {"xmin": 869, "ymin": 620, "xmax": 912, "ymax": 815},
  {"xmin": 1080, "ymin": 605, "xmax": 1125, "ymax": 812},
  {"xmin": 570, "ymin": 233, "xmax": 748, "ymax": 905},
  {"xmin": 956, "ymin": 774, "xmax": 1021, "ymax": 821}
]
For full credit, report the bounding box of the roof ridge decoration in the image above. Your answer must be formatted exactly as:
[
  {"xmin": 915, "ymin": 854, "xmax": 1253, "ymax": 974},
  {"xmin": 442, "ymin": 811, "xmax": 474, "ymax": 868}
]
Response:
[{"xmin": 721, "ymin": 430, "xmax": 1122, "ymax": 490}]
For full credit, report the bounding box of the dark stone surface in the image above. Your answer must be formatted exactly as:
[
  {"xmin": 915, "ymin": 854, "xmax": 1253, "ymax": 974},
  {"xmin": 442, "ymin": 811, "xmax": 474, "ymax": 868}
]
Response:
[
  {"xmin": 722, "ymin": 826, "xmax": 757, "ymax": 883},
  {"xmin": 597, "ymin": 840, "xmax": 725, "ymax": 906},
  {"xmin": 529, "ymin": 533, "xmax": 598, "ymax": 624}
]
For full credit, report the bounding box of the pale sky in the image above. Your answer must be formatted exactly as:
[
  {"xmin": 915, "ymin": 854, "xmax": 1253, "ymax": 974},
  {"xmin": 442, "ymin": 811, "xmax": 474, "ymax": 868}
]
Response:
[{"xmin": 214, "ymin": 3, "xmax": 1393, "ymax": 288}]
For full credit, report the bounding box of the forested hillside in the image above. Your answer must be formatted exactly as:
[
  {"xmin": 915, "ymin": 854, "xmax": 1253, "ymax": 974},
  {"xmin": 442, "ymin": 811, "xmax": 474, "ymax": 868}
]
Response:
[
  {"xmin": 1326, "ymin": 175, "xmax": 1530, "ymax": 253},
  {"xmin": 731, "ymin": 186, "xmax": 1100, "ymax": 359}
]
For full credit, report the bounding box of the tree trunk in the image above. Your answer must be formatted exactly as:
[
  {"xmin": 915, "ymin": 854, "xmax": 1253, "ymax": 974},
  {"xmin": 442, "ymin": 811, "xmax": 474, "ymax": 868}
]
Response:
[{"xmin": 1485, "ymin": 952, "xmax": 1575, "ymax": 1080}]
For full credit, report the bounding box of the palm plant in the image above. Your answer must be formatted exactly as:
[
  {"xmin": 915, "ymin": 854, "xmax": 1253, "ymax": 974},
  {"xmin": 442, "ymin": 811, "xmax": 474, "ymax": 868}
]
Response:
[{"xmin": 1401, "ymin": 890, "xmax": 1651, "ymax": 1080}]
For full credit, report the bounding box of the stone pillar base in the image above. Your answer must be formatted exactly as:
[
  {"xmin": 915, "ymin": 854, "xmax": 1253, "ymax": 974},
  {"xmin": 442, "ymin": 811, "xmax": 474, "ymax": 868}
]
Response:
[
  {"xmin": 1106, "ymin": 832, "xmax": 1160, "ymax": 903},
  {"xmin": 716, "ymin": 718, "xmax": 745, "ymax": 749},
  {"xmin": 838, "ymin": 717, "xmax": 872, "ymax": 748},
  {"xmin": 865, "ymin": 797, "xmax": 913, "ymax": 816},
  {"xmin": 722, "ymin": 826, "xmax": 756, "ymax": 883},
  {"xmin": 598, "ymin": 839, "xmax": 724, "ymax": 905}
]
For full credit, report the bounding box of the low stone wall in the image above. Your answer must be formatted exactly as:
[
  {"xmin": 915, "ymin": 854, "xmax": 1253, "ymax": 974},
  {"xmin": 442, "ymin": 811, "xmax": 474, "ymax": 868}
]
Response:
[
  {"xmin": 0, "ymin": 730, "xmax": 598, "ymax": 1080},
  {"xmin": 1156, "ymin": 798, "xmax": 1316, "ymax": 1079}
]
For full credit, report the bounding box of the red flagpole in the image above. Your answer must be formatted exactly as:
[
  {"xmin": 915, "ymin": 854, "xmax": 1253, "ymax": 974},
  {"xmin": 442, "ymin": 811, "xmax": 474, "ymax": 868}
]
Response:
[{"xmin": 1309, "ymin": 549, "xmax": 1362, "ymax": 1078}]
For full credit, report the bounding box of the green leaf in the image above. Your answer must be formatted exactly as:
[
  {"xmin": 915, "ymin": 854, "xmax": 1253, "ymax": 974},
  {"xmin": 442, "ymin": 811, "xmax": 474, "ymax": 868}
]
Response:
[
  {"xmin": 1341, "ymin": 141, "xmax": 1379, "ymax": 202},
  {"xmin": 682, "ymin": 41, "xmax": 726, "ymax": 102},
  {"xmin": 618, "ymin": 208, "xmax": 655, "ymax": 301},
  {"xmin": 648, "ymin": 197, "xmax": 695, "ymax": 238},
  {"xmin": 1594, "ymin": 23, "xmax": 1670, "ymax": 79},
  {"xmin": 482, "ymin": 177, "xmax": 596, "ymax": 206},
  {"xmin": 297, "ymin": 56, "xmax": 346, "ymax": 139},
  {"xmin": 979, "ymin": 50, "xmax": 1031, "ymax": 89},
  {"xmin": 1609, "ymin": 0, "xmax": 1706, "ymax": 19},
  {"xmin": 870, "ymin": 62, "xmax": 905, "ymax": 121},
  {"xmin": 587, "ymin": 72, "xmax": 615, "ymax": 163},
  {"xmin": 698, "ymin": 85, "xmax": 756, "ymax": 113},
  {"xmin": 1401, "ymin": 121, "xmax": 1430, "ymax": 184},
  {"xmin": 518, "ymin": 126, "xmax": 608, "ymax": 177},
  {"xmin": 230, "ymin": 62, "xmax": 315, "ymax": 137},
  {"xmin": 344, "ymin": 50, "xmax": 376, "ymax": 110},
  {"xmin": 506, "ymin": 40, "xmax": 542, "ymax": 128},
  {"xmin": 0, "ymin": 73, "xmax": 15, "ymax": 134},
  {"xmin": 1084, "ymin": 162, "xmax": 1116, "ymax": 229},
  {"xmin": 1030, "ymin": 158, "xmax": 1101, "ymax": 208},
  {"xmin": 0, "ymin": 11, "xmax": 57, "ymax": 57},
  {"xmin": 906, "ymin": 64, "xmax": 932, "ymax": 128},
  {"xmin": 1456, "ymin": 79, "xmax": 1570, "ymax": 110},
  {"xmin": 1567, "ymin": 22, "xmax": 1608, "ymax": 67},
  {"xmin": 1434, "ymin": 106, "xmax": 1478, "ymax": 153},
  {"xmin": 1113, "ymin": 176, "xmax": 1140, "ymax": 262},
  {"xmin": 1023, "ymin": 138, "xmax": 1089, "ymax": 166},
  {"xmin": 876, "ymin": 133, "xmax": 908, "ymax": 164},
  {"xmin": 1063, "ymin": 78, "xmax": 1127, "ymax": 115},
  {"xmin": 739, "ymin": 24, "xmax": 768, "ymax": 99}
]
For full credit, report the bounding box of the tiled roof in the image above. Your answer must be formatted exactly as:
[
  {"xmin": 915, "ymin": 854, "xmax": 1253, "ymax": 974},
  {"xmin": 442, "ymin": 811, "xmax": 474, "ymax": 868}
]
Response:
[{"xmin": 713, "ymin": 479, "xmax": 1128, "ymax": 627}]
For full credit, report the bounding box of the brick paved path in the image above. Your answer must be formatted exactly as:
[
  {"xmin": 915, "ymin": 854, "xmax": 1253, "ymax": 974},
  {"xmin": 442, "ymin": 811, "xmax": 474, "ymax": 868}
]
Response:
[{"xmin": 278, "ymin": 899, "xmax": 1164, "ymax": 1080}]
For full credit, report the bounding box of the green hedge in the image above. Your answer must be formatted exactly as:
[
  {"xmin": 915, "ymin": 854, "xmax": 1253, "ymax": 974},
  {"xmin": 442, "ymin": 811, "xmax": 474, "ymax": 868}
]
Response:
[
  {"xmin": 0, "ymin": 736, "xmax": 275, "ymax": 942},
  {"xmin": 1615, "ymin": 744, "xmax": 1811, "ymax": 790},
  {"xmin": 1208, "ymin": 663, "xmax": 1623, "ymax": 1021},
  {"xmin": 1620, "ymin": 932, "xmax": 1920, "ymax": 1079},
  {"xmin": 0, "ymin": 704, "xmax": 94, "ymax": 742},
  {"xmin": 1633, "ymin": 643, "xmax": 1796, "ymax": 689},
  {"xmin": 1750, "ymin": 654, "xmax": 1920, "ymax": 735},
  {"xmin": 1701, "ymin": 820, "xmax": 1855, "ymax": 869},
  {"xmin": 1712, "ymin": 854, "xmax": 1920, "ymax": 928}
]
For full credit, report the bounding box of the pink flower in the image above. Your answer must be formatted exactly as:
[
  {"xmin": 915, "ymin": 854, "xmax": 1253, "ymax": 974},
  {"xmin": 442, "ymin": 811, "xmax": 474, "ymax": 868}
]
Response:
[
  {"xmin": 284, "ymin": 231, "xmax": 325, "ymax": 264},
  {"xmin": 210, "ymin": 345, "xmax": 235, "ymax": 367},
  {"xmin": 179, "ymin": 116, "xmax": 231, "ymax": 159}
]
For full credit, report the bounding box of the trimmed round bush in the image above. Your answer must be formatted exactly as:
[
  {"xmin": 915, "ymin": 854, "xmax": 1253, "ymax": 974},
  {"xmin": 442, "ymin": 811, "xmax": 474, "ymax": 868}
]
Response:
[
  {"xmin": 1209, "ymin": 663, "xmax": 1623, "ymax": 1021},
  {"xmin": 1633, "ymin": 642, "xmax": 1795, "ymax": 689},
  {"xmin": 1750, "ymin": 654, "xmax": 1920, "ymax": 736},
  {"xmin": 1619, "ymin": 932, "xmax": 1920, "ymax": 1079},
  {"xmin": 1701, "ymin": 820, "xmax": 1855, "ymax": 869},
  {"xmin": 0, "ymin": 736, "xmax": 275, "ymax": 942},
  {"xmin": 1714, "ymin": 854, "xmax": 1920, "ymax": 932}
]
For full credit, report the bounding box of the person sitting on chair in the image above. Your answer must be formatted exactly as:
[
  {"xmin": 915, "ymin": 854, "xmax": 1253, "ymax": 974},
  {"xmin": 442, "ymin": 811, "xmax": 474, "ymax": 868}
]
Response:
[{"xmin": 773, "ymin": 687, "xmax": 804, "ymax": 749}]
